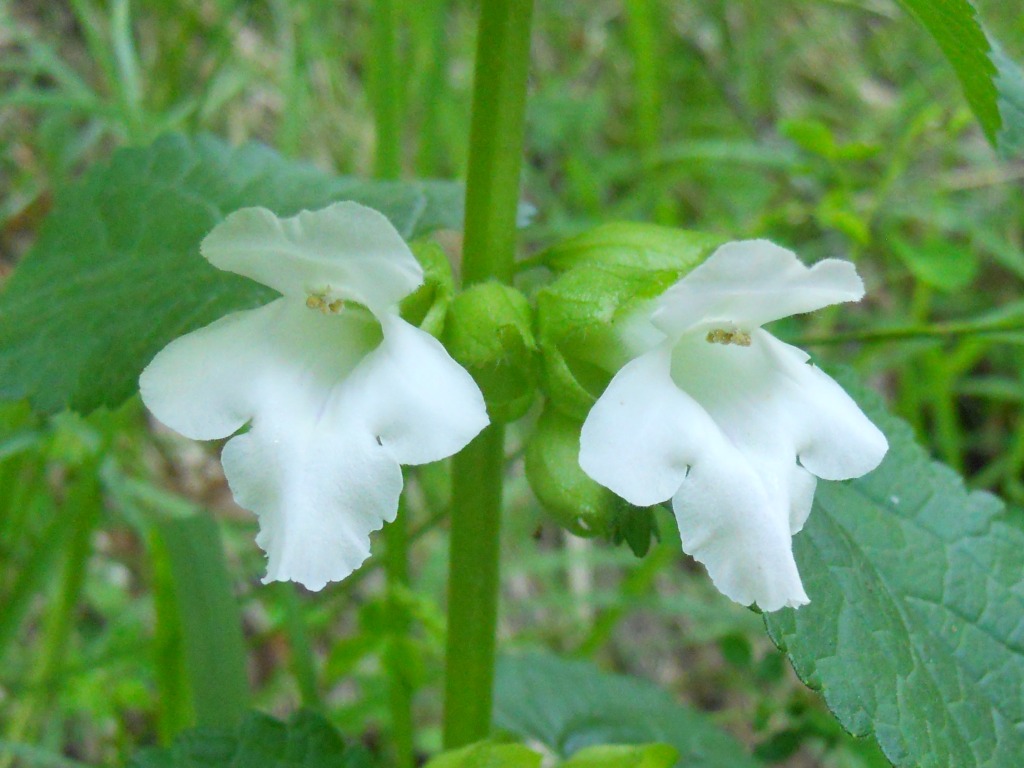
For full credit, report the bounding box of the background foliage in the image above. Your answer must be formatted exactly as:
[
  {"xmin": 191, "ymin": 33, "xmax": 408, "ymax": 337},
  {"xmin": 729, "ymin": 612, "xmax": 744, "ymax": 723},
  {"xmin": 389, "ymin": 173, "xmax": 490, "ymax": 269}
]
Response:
[{"xmin": 1, "ymin": 1, "xmax": 1023, "ymax": 767}]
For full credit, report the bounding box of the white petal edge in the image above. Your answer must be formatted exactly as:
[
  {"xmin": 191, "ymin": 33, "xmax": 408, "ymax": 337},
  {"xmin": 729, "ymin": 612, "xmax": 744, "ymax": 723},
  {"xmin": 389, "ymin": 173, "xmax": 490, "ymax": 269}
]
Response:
[
  {"xmin": 579, "ymin": 346, "xmax": 810, "ymax": 610},
  {"xmin": 651, "ymin": 239, "xmax": 865, "ymax": 335},
  {"xmin": 138, "ymin": 298, "xmax": 380, "ymax": 441},
  {"xmin": 579, "ymin": 347, "xmax": 706, "ymax": 507},
  {"xmin": 349, "ymin": 315, "xmax": 490, "ymax": 466},
  {"xmin": 201, "ymin": 202, "xmax": 424, "ymax": 311}
]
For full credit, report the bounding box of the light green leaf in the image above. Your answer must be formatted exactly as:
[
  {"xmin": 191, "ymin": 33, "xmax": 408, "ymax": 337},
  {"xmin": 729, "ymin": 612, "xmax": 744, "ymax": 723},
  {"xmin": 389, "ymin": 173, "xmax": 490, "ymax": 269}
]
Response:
[
  {"xmin": 890, "ymin": 235, "xmax": 978, "ymax": 292},
  {"xmin": 0, "ymin": 133, "xmax": 463, "ymax": 414},
  {"xmin": 493, "ymin": 653, "xmax": 760, "ymax": 767},
  {"xmin": 127, "ymin": 709, "xmax": 373, "ymax": 768},
  {"xmin": 424, "ymin": 742, "xmax": 542, "ymax": 768},
  {"xmin": 561, "ymin": 744, "xmax": 678, "ymax": 768},
  {"xmin": 764, "ymin": 374, "xmax": 1024, "ymax": 768}
]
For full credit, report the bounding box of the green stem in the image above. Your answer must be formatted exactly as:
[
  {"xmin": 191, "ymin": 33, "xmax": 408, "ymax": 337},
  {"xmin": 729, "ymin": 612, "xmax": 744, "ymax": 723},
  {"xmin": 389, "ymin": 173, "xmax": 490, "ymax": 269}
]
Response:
[
  {"xmin": 384, "ymin": 498, "xmax": 414, "ymax": 768},
  {"xmin": 442, "ymin": 0, "xmax": 533, "ymax": 747},
  {"xmin": 370, "ymin": 0, "xmax": 402, "ymax": 179},
  {"xmin": 278, "ymin": 584, "xmax": 323, "ymax": 711},
  {"xmin": 795, "ymin": 316, "xmax": 1024, "ymax": 346},
  {"xmin": 623, "ymin": 0, "xmax": 673, "ymax": 224}
]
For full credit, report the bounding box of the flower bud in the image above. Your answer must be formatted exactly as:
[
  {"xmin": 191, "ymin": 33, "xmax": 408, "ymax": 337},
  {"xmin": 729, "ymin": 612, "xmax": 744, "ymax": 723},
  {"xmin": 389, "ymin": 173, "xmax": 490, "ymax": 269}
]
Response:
[
  {"xmin": 525, "ymin": 406, "xmax": 658, "ymax": 556},
  {"xmin": 443, "ymin": 282, "xmax": 538, "ymax": 423}
]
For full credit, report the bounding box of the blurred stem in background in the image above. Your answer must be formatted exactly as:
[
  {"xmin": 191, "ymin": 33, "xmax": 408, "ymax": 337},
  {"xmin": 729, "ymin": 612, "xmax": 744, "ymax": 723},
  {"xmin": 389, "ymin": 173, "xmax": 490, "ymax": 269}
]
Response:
[
  {"xmin": 442, "ymin": 0, "xmax": 534, "ymax": 748},
  {"xmin": 368, "ymin": 3, "xmax": 413, "ymax": 763}
]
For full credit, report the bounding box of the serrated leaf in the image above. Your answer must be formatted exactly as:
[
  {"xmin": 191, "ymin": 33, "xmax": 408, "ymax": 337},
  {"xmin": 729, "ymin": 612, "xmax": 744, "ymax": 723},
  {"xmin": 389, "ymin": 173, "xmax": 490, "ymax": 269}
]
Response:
[
  {"xmin": 894, "ymin": 0, "xmax": 1024, "ymax": 157},
  {"xmin": 0, "ymin": 133, "xmax": 463, "ymax": 414},
  {"xmin": 493, "ymin": 653, "xmax": 760, "ymax": 767},
  {"xmin": 764, "ymin": 373, "xmax": 1024, "ymax": 768},
  {"xmin": 127, "ymin": 709, "xmax": 373, "ymax": 768},
  {"xmin": 895, "ymin": 0, "xmax": 999, "ymax": 140}
]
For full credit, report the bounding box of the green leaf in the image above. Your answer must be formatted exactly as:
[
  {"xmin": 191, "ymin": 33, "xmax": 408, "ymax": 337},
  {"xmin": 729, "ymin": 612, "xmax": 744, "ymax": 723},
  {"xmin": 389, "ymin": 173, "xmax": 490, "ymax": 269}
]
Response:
[
  {"xmin": 493, "ymin": 653, "xmax": 760, "ymax": 767},
  {"xmin": 127, "ymin": 709, "xmax": 373, "ymax": 768},
  {"xmin": 890, "ymin": 235, "xmax": 978, "ymax": 292},
  {"xmin": 148, "ymin": 513, "xmax": 250, "ymax": 731},
  {"xmin": 764, "ymin": 374, "xmax": 1024, "ymax": 768},
  {"xmin": 895, "ymin": 0, "xmax": 999, "ymax": 140},
  {"xmin": 424, "ymin": 742, "xmax": 542, "ymax": 768},
  {"xmin": 894, "ymin": 0, "xmax": 1024, "ymax": 156},
  {"xmin": 993, "ymin": 41, "xmax": 1024, "ymax": 158},
  {"xmin": 0, "ymin": 133, "xmax": 463, "ymax": 414},
  {"xmin": 560, "ymin": 744, "xmax": 678, "ymax": 768}
]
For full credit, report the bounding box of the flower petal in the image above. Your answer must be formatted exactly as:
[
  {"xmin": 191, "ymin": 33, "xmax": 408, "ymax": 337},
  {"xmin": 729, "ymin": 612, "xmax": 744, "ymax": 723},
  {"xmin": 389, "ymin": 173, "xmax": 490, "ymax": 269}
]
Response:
[
  {"xmin": 141, "ymin": 299, "xmax": 487, "ymax": 589},
  {"xmin": 670, "ymin": 451, "xmax": 809, "ymax": 611},
  {"xmin": 651, "ymin": 240, "xmax": 865, "ymax": 335},
  {"xmin": 579, "ymin": 347, "xmax": 706, "ymax": 507},
  {"xmin": 579, "ymin": 346, "xmax": 810, "ymax": 610},
  {"xmin": 221, "ymin": 404, "xmax": 403, "ymax": 590},
  {"xmin": 351, "ymin": 316, "xmax": 489, "ymax": 466},
  {"xmin": 201, "ymin": 202, "xmax": 423, "ymax": 310},
  {"xmin": 139, "ymin": 298, "xmax": 381, "ymax": 441}
]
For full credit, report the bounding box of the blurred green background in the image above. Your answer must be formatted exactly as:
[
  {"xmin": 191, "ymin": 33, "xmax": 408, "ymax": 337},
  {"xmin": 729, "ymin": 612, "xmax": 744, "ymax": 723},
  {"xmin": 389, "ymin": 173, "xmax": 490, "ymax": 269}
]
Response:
[{"xmin": 1, "ymin": 1, "xmax": 1023, "ymax": 766}]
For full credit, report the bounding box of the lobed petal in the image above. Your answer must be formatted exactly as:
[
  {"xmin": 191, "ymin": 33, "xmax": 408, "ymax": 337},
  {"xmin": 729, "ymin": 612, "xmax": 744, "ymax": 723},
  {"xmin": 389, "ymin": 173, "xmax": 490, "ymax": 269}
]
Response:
[
  {"xmin": 201, "ymin": 202, "xmax": 423, "ymax": 310},
  {"xmin": 579, "ymin": 346, "xmax": 811, "ymax": 610},
  {"xmin": 141, "ymin": 298, "xmax": 487, "ymax": 589},
  {"xmin": 351, "ymin": 315, "xmax": 489, "ymax": 466},
  {"xmin": 581, "ymin": 327, "xmax": 887, "ymax": 611},
  {"xmin": 651, "ymin": 240, "xmax": 865, "ymax": 336}
]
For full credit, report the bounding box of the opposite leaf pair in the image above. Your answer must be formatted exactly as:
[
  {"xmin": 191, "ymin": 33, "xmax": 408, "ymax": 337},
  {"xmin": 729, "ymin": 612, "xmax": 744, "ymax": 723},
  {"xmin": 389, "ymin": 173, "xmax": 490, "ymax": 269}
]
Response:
[{"xmin": 140, "ymin": 202, "xmax": 887, "ymax": 611}]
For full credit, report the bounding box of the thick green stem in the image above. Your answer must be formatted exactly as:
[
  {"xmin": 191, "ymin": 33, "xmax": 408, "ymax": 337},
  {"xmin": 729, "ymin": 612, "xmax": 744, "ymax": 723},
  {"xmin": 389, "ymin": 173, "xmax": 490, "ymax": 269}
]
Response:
[
  {"xmin": 370, "ymin": 0, "xmax": 402, "ymax": 179},
  {"xmin": 442, "ymin": 0, "xmax": 533, "ymax": 746}
]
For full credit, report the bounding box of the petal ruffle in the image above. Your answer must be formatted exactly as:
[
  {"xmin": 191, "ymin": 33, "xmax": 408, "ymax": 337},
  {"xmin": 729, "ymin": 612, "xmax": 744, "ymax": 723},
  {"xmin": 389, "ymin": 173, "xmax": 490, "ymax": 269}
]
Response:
[
  {"xmin": 141, "ymin": 300, "xmax": 487, "ymax": 589},
  {"xmin": 139, "ymin": 299, "xmax": 381, "ymax": 441},
  {"xmin": 651, "ymin": 240, "xmax": 864, "ymax": 335},
  {"xmin": 201, "ymin": 202, "xmax": 423, "ymax": 311},
  {"xmin": 351, "ymin": 315, "xmax": 489, "ymax": 466},
  {"xmin": 579, "ymin": 346, "xmax": 809, "ymax": 610}
]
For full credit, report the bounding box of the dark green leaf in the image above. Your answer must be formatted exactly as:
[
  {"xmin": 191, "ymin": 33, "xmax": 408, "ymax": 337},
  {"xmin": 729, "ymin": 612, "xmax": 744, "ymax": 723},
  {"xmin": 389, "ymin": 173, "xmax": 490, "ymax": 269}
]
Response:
[
  {"xmin": 765, "ymin": 374, "xmax": 1024, "ymax": 767},
  {"xmin": 0, "ymin": 133, "xmax": 463, "ymax": 414},
  {"xmin": 493, "ymin": 653, "xmax": 760, "ymax": 768},
  {"xmin": 127, "ymin": 709, "xmax": 371, "ymax": 768},
  {"xmin": 993, "ymin": 41, "xmax": 1024, "ymax": 158}
]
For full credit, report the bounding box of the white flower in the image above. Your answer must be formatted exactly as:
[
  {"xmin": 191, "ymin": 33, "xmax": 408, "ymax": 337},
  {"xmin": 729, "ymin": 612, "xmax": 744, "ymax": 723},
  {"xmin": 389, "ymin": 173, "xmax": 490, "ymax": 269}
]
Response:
[
  {"xmin": 139, "ymin": 202, "xmax": 488, "ymax": 590},
  {"xmin": 578, "ymin": 240, "xmax": 888, "ymax": 611}
]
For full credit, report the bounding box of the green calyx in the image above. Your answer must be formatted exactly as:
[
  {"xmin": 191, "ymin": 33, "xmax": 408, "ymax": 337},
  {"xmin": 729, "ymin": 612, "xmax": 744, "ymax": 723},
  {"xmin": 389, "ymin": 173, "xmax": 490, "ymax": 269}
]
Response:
[
  {"xmin": 525, "ymin": 406, "xmax": 659, "ymax": 557},
  {"xmin": 400, "ymin": 241, "xmax": 456, "ymax": 337},
  {"xmin": 443, "ymin": 282, "xmax": 538, "ymax": 423},
  {"xmin": 536, "ymin": 222, "xmax": 721, "ymax": 420}
]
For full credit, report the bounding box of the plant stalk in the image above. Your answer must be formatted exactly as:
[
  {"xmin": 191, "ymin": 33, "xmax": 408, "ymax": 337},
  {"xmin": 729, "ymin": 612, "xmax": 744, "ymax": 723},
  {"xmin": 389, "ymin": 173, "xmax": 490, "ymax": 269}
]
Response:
[{"xmin": 442, "ymin": 0, "xmax": 534, "ymax": 748}]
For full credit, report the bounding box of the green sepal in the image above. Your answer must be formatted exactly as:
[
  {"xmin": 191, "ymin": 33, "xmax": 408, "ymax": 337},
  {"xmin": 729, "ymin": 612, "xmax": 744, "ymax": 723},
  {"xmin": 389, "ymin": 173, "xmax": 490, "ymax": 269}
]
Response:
[
  {"xmin": 538, "ymin": 221, "xmax": 721, "ymax": 274},
  {"xmin": 400, "ymin": 241, "xmax": 456, "ymax": 337},
  {"xmin": 535, "ymin": 224, "xmax": 720, "ymax": 420},
  {"xmin": 525, "ymin": 406, "xmax": 659, "ymax": 556},
  {"xmin": 443, "ymin": 282, "xmax": 538, "ymax": 423}
]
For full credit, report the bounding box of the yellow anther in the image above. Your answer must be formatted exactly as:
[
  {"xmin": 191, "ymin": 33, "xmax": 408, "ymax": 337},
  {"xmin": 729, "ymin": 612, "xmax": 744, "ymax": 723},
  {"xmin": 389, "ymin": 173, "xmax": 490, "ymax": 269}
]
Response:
[
  {"xmin": 306, "ymin": 294, "xmax": 326, "ymax": 311},
  {"xmin": 706, "ymin": 328, "xmax": 751, "ymax": 346},
  {"xmin": 328, "ymin": 299, "xmax": 344, "ymax": 314}
]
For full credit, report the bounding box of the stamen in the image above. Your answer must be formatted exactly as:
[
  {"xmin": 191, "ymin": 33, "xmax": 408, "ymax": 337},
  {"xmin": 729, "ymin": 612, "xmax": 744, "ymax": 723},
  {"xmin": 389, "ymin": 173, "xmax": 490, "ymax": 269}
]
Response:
[
  {"xmin": 305, "ymin": 291, "xmax": 344, "ymax": 315},
  {"xmin": 706, "ymin": 328, "xmax": 752, "ymax": 346}
]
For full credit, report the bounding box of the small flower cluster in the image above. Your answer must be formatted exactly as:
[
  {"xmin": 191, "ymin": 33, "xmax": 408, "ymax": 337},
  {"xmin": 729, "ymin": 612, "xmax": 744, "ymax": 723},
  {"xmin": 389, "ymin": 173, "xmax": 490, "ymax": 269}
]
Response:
[{"xmin": 141, "ymin": 204, "xmax": 886, "ymax": 610}]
